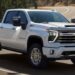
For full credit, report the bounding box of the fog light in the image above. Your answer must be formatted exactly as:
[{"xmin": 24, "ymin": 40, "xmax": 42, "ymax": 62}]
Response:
[{"xmin": 50, "ymin": 50, "xmax": 54, "ymax": 55}]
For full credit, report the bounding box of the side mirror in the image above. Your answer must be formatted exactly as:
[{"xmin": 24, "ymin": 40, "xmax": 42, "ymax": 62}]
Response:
[
  {"xmin": 12, "ymin": 16, "xmax": 27, "ymax": 30},
  {"xmin": 12, "ymin": 16, "xmax": 21, "ymax": 26},
  {"xmin": 71, "ymin": 19, "xmax": 75, "ymax": 23},
  {"xmin": 21, "ymin": 22, "xmax": 26, "ymax": 30}
]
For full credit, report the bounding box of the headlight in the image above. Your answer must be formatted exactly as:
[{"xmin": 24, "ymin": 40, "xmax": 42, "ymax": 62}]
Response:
[{"xmin": 48, "ymin": 30, "xmax": 58, "ymax": 41}]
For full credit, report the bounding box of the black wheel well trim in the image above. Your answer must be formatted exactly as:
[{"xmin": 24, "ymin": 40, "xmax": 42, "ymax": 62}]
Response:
[
  {"xmin": 27, "ymin": 35, "xmax": 43, "ymax": 49},
  {"xmin": 0, "ymin": 43, "xmax": 1, "ymax": 49}
]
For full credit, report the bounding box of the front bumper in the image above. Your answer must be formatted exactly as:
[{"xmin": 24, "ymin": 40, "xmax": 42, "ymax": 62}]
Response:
[{"xmin": 43, "ymin": 46, "xmax": 75, "ymax": 58}]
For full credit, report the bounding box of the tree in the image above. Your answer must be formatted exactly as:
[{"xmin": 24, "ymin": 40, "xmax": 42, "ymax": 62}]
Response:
[
  {"xmin": 32, "ymin": 0, "xmax": 38, "ymax": 9},
  {"xmin": 0, "ymin": 0, "xmax": 3, "ymax": 21}
]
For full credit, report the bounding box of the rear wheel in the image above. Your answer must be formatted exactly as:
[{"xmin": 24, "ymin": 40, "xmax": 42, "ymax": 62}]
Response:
[{"xmin": 28, "ymin": 43, "xmax": 48, "ymax": 68}]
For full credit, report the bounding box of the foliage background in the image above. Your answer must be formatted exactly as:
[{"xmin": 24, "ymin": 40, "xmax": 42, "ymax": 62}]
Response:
[{"xmin": 0, "ymin": 0, "xmax": 75, "ymax": 20}]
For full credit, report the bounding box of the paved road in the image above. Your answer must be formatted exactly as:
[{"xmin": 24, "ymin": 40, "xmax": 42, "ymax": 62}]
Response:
[{"xmin": 0, "ymin": 49, "xmax": 75, "ymax": 75}]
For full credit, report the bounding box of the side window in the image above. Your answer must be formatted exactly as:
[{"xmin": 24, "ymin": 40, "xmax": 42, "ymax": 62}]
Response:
[
  {"xmin": 4, "ymin": 11, "xmax": 18, "ymax": 24},
  {"xmin": 18, "ymin": 11, "xmax": 28, "ymax": 26}
]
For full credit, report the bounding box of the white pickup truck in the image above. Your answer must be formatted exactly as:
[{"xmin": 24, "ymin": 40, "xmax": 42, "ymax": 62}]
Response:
[{"xmin": 0, "ymin": 9, "xmax": 75, "ymax": 68}]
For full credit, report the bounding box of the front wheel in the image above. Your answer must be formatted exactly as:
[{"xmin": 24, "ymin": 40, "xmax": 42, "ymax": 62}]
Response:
[{"xmin": 28, "ymin": 44, "xmax": 48, "ymax": 68}]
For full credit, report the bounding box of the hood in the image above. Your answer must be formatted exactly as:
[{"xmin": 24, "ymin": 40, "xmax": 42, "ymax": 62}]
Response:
[
  {"xmin": 31, "ymin": 22, "xmax": 75, "ymax": 28},
  {"xmin": 30, "ymin": 22, "xmax": 75, "ymax": 31},
  {"xmin": 47, "ymin": 22, "xmax": 75, "ymax": 27}
]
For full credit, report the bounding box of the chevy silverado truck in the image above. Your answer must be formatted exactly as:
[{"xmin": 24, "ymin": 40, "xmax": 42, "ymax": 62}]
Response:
[{"xmin": 0, "ymin": 9, "xmax": 75, "ymax": 68}]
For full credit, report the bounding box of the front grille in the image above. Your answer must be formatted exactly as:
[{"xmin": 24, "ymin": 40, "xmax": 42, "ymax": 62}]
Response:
[
  {"xmin": 57, "ymin": 31, "xmax": 75, "ymax": 43},
  {"xmin": 62, "ymin": 51, "xmax": 75, "ymax": 55},
  {"xmin": 57, "ymin": 36, "xmax": 75, "ymax": 43}
]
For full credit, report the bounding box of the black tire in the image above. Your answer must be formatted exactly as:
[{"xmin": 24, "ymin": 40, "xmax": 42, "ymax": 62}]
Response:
[
  {"xmin": 28, "ymin": 43, "xmax": 48, "ymax": 68},
  {"xmin": 0, "ymin": 43, "xmax": 2, "ymax": 50},
  {"xmin": 71, "ymin": 57, "xmax": 75, "ymax": 64}
]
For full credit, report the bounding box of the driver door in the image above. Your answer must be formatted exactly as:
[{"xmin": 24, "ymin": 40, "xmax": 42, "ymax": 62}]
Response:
[{"xmin": 0, "ymin": 11, "xmax": 28, "ymax": 51}]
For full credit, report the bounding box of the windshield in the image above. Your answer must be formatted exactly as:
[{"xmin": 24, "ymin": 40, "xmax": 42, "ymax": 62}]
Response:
[{"xmin": 28, "ymin": 11, "xmax": 69, "ymax": 23}]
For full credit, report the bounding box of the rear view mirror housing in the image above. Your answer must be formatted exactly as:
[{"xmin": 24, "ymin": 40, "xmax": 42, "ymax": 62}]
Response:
[
  {"xmin": 12, "ymin": 16, "xmax": 21, "ymax": 26},
  {"xmin": 12, "ymin": 16, "xmax": 27, "ymax": 30},
  {"xmin": 71, "ymin": 19, "xmax": 75, "ymax": 23}
]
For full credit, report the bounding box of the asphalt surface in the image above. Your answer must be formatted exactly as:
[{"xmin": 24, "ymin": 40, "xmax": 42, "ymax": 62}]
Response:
[
  {"xmin": 0, "ymin": 6, "xmax": 75, "ymax": 75},
  {"xmin": 0, "ymin": 49, "xmax": 74, "ymax": 75}
]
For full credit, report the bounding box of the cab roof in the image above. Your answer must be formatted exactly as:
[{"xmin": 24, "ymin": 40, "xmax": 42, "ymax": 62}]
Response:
[{"xmin": 6, "ymin": 8, "xmax": 57, "ymax": 12}]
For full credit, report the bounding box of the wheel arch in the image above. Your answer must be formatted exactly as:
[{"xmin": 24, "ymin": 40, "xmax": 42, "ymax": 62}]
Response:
[{"xmin": 27, "ymin": 35, "xmax": 43, "ymax": 50}]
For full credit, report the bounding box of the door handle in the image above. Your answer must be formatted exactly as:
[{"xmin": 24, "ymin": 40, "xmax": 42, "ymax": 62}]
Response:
[{"xmin": 11, "ymin": 28, "xmax": 16, "ymax": 30}]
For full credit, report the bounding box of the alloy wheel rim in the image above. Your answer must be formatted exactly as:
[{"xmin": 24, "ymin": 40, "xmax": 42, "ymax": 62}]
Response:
[{"xmin": 30, "ymin": 48, "xmax": 42, "ymax": 66}]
